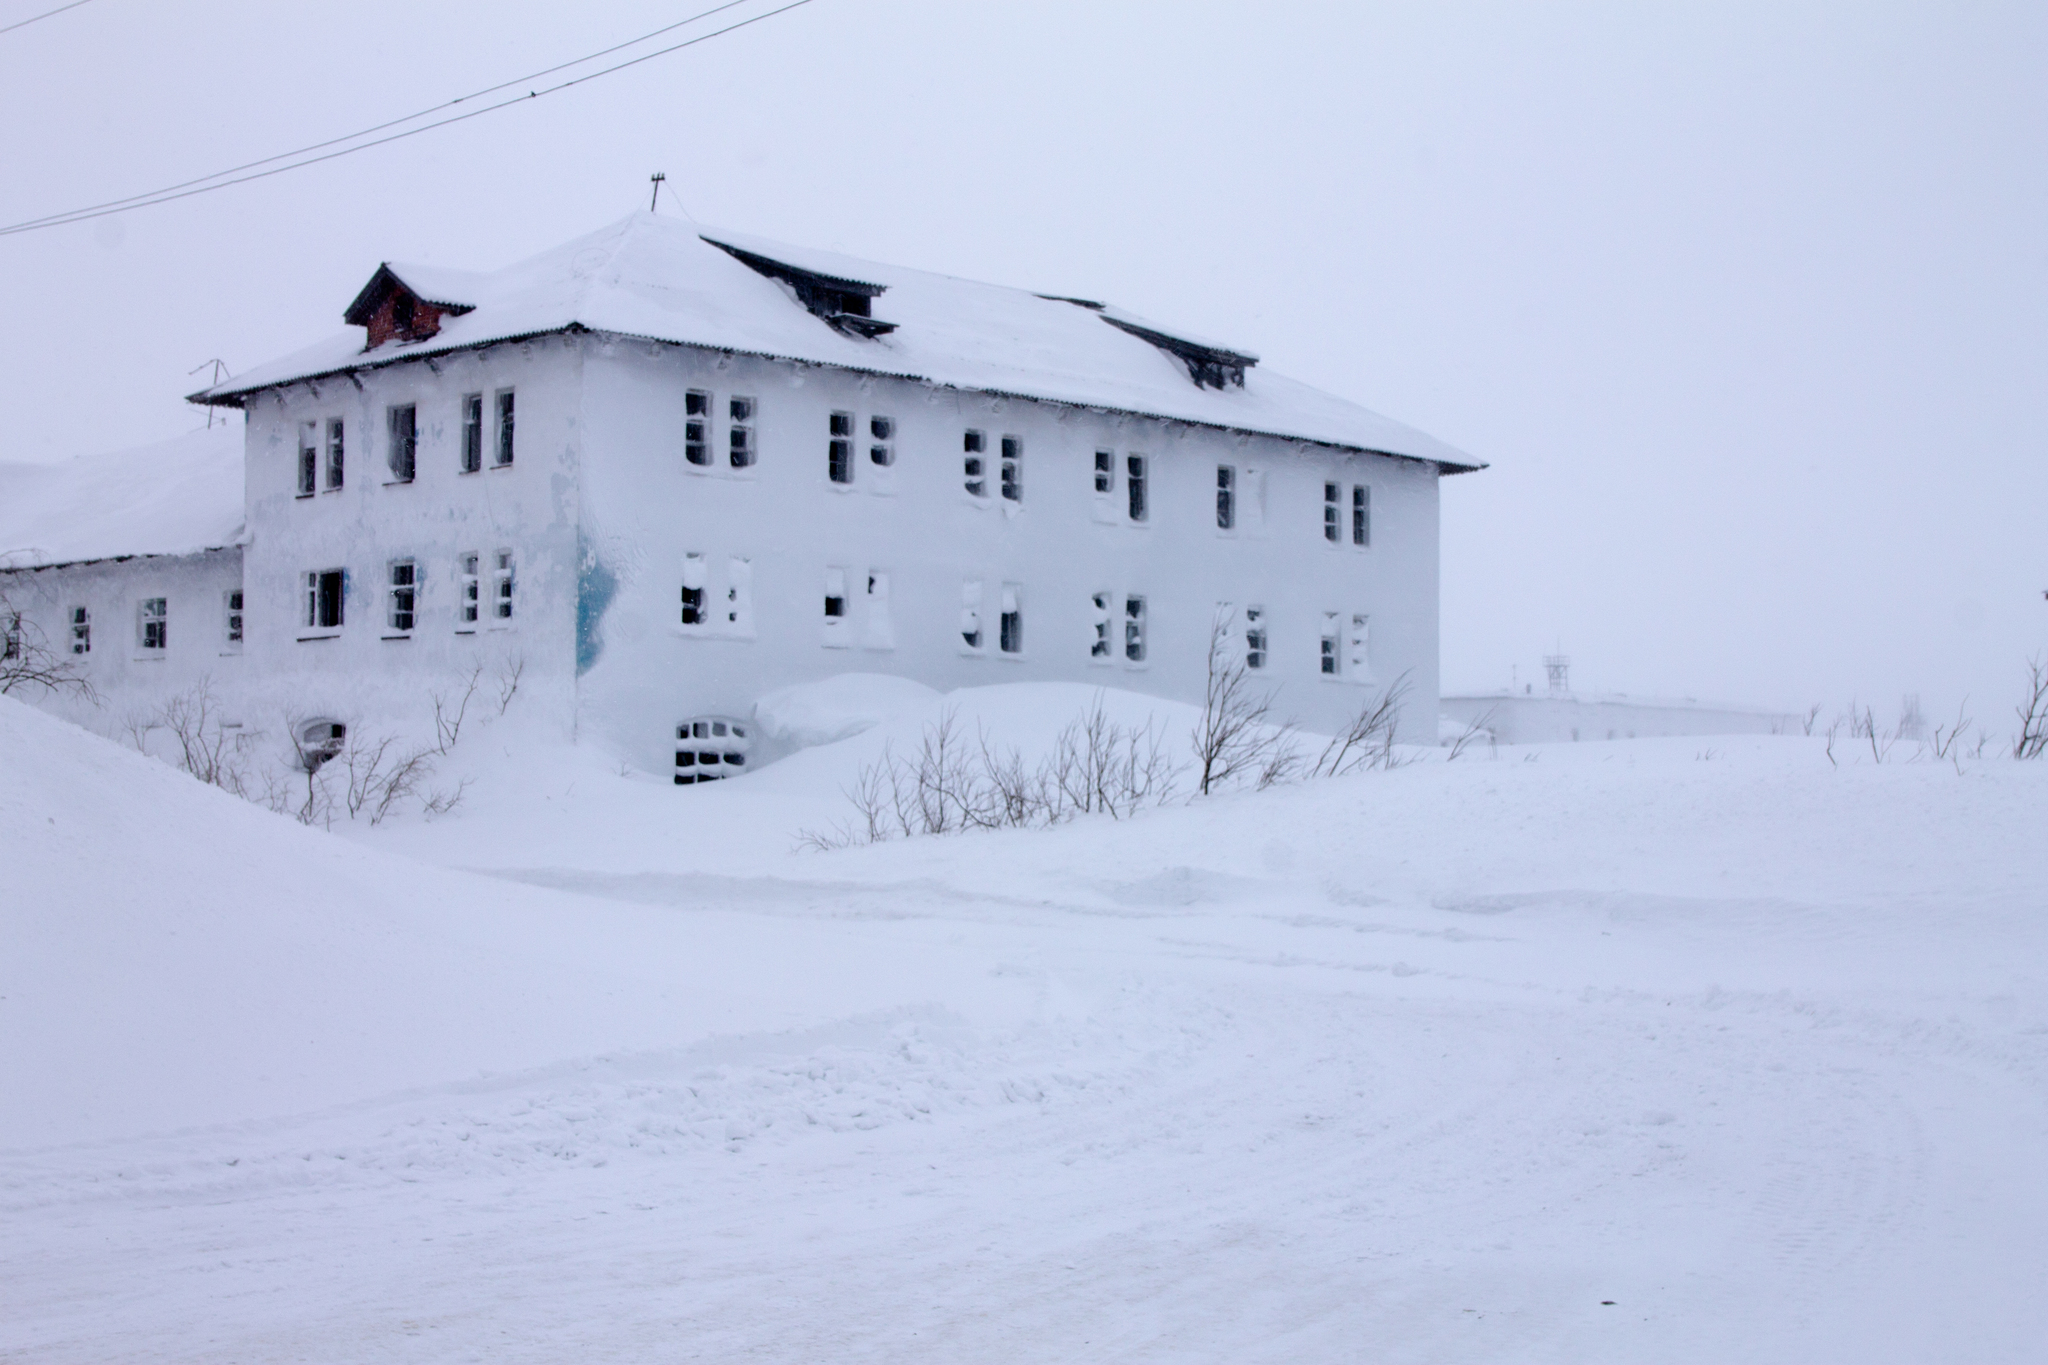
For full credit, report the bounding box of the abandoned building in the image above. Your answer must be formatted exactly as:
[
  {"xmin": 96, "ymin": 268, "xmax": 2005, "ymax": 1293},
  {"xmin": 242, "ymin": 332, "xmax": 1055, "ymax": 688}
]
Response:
[{"xmin": 0, "ymin": 211, "xmax": 1483, "ymax": 776}]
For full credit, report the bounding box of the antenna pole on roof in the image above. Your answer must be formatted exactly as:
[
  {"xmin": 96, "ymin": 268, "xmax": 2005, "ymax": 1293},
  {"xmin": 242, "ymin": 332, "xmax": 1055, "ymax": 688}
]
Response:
[
  {"xmin": 187, "ymin": 358, "xmax": 227, "ymax": 428},
  {"xmin": 649, "ymin": 171, "xmax": 666, "ymax": 213}
]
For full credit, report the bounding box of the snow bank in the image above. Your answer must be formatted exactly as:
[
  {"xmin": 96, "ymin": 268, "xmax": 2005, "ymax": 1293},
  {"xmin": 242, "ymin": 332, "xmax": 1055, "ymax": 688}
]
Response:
[{"xmin": 752, "ymin": 672, "xmax": 939, "ymax": 748}]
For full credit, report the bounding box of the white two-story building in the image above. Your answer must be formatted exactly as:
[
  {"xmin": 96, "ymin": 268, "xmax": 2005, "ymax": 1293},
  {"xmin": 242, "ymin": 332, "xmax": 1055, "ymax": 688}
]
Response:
[{"xmin": 2, "ymin": 211, "xmax": 1482, "ymax": 777}]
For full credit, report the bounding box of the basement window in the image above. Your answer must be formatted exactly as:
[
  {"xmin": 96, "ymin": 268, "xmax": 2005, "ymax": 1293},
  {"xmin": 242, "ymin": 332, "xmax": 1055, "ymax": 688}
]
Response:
[
  {"xmin": 998, "ymin": 584, "xmax": 1022, "ymax": 654},
  {"xmin": 1000, "ymin": 436, "xmax": 1023, "ymax": 503},
  {"xmin": 685, "ymin": 390, "xmax": 712, "ymax": 466},
  {"xmin": 139, "ymin": 597, "xmax": 168, "ymax": 651},
  {"xmin": 674, "ymin": 717, "xmax": 751, "ymax": 785},
  {"xmin": 387, "ymin": 405, "xmax": 417, "ymax": 483},
  {"xmin": 1245, "ymin": 605, "xmax": 1267, "ymax": 670},
  {"xmin": 1216, "ymin": 465, "xmax": 1235, "ymax": 530},
  {"xmin": 70, "ymin": 606, "xmax": 89, "ymax": 655},
  {"xmin": 457, "ymin": 552, "xmax": 480, "ymax": 629},
  {"xmin": 829, "ymin": 411, "xmax": 855, "ymax": 484},
  {"xmin": 1126, "ymin": 454, "xmax": 1148, "ymax": 522},
  {"xmin": 387, "ymin": 561, "xmax": 417, "ymax": 633},
  {"xmin": 297, "ymin": 422, "xmax": 318, "ymax": 496},
  {"xmin": 326, "ymin": 418, "xmax": 345, "ymax": 489},
  {"xmin": 304, "ymin": 571, "xmax": 343, "ymax": 632},
  {"xmin": 1323, "ymin": 482, "xmax": 1340, "ymax": 543},
  {"xmin": 869, "ymin": 416, "xmax": 894, "ymax": 468},
  {"xmin": 963, "ymin": 430, "xmax": 986, "ymax": 497},
  {"xmin": 1123, "ymin": 594, "xmax": 1147, "ymax": 663},
  {"xmin": 729, "ymin": 396, "xmax": 756, "ymax": 469},
  {"xmin": 461, "ymin": 394, "xmax": 484, "ymax": 473},
  {"xmin": 296, "ymin": 719, "xmax": 346, "ymax": 772},
  {"xmin": 495, "ymin": 389, "xmax": 515, "ymax": 467},
  {"xmin": 680, "ymin": 553, "xmax": 707, "ymax": 626}
]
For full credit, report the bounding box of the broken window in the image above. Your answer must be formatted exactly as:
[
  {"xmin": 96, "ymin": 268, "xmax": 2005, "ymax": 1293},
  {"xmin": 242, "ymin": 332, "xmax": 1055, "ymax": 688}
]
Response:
[
  {"xmin": 724, "ymin": 557, "xmax": 753, "ymax": 632},
  {"xmin": 1094, "ymin": 449, "xmax": 1114, "ymax": 495},
  {"xmin": 999, "ymin": 584, "xmax": 1022, "ymax": 654},
  {"xmin": 458, "ymin": 552, "xmax": 480, "ymax": 629},
  {"xmin": 1090, "ymin": 592, "xmax": 1112, "ymax": 659},
  {"xmin": 1245, "ymin": 605, "xmax": 1267, "ymax": 670},
  {"xmin": 685, "ymin": 390, "xmax": 712, "ymax": 466},
  {"xmin": 869, "ymin": 415, "xmax": 894, "ymax": 468},
  {"xmin": 863, "ymin": 570, "xmax": 894, "ymax": 649},
  {"xmin": 1320, "ymin": 612, "xmax": 1341, "ymax": 676},
  {"xmin": 387, "ymin": 405, "xmax": 417, "ymax": 483},
  {"xmin": 674, "ymin": 717, "xmax": 751, "ymax": 785},
  {"xmin": 297, "ymin": 719, "xmax": 346, "ymax": 772},
  {"xmin": 1000, "ymin": 436, "xmax": 1023, "ymax": 503},
  {"xmin": 1352, "ymin": 485, "xmax": 1370, "ymax": 547},
  {"xmin": 495, "ymin": 389, "xmax": 515, "ymax": 467},
  {"xmin": 388, "ymin": 561, "xmax": 416, "ymax": 633},
  {"xmin": 491, "ymin": 550, "xmax": 514, "ymax": 621},
  {"xmin": 960, "ymin": 580, "xmax": 984, "ymax": 650},
  {"xmin": 1323, "ymin": 482, "xmax": 1340, "ymax": 543},
  {"xmin": 1216, "ymin": 465, "xmax": 1235, "ymax": 530},
  {"xmin": 829, "ymin": 411, "xmax": 855, "ymax": 484},
  {"xmin": 224, "ymin": 590, "xmax": 244, "ymax": 648},
  {"xmin": 139, "ymin": 597, "xmax": 168, "ymax": 650},
  {"xmin": 680, "ymin": 553, "xmax": 706, "ymax": 626},
  {"xmin": 70, "ymin": 605, "xmax": 89, "ymax": 655},
  {"xmin": 1126, "ymin": 454, "xmax": 1148, "ymax": 522},
  {"xmin": 326, "ymin": 418, "xmax": 345, "ymax": 489},
  {"xmin": 1123, "ymin": 594, "xmax": 1147, "ymax": 662},
  {"xmin": 461, "ymin": 394, "xmax": 484, "ymax": 473},
  {"xmin": 728, "ymin": 396, "xmax": 755, "ymax": 469},
  {"xmin": 297, "ymin": 421, "xmax": 318, "ymax": 496},
  {"xmin": 823, "ymin": 566, "xmax": 849, "ymax": 646},
  {"xmin": 304, "ymin": 571, "xmax": 343, "ymax": 631},
  {"xmin": 963, "ymin": 430, "xmax": 986, "ymax": 497},
  {"xmin": 1346, "ymin": 613, "xmax": 1371, "ymax": 679}
]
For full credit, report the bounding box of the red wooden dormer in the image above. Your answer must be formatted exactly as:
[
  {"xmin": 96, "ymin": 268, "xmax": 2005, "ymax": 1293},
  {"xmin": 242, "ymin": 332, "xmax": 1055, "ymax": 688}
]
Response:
[{"xmin": 343, "ymin": 264, "xmax": 477, "ymax": 349}]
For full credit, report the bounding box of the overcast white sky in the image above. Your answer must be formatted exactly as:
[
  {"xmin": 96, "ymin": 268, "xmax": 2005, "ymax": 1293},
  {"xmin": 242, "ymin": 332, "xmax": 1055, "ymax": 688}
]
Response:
[{"xmin": 1, "ymin": 0, "xmax": 2042, "ymax": 722}]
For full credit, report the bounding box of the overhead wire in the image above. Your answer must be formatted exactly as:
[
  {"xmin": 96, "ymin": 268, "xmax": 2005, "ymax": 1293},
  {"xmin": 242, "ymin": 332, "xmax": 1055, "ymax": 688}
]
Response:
[
  {"xmin": 0, "ymin": 0, "xmax": 95, "ymax": 38},
  {"xmin": 0, "ymin": 0, "xmax": 817, "ymax": 237}
]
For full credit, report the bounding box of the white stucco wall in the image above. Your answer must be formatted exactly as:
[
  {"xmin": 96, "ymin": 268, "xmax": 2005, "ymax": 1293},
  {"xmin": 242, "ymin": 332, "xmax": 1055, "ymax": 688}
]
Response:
[
  {"xmin": 570, "ymin": 340, "xmax": 1443, "ymax": 774},
  {"xmin": 1441, "ymin": 693, "xmax": 1803, "ymax": 744}
]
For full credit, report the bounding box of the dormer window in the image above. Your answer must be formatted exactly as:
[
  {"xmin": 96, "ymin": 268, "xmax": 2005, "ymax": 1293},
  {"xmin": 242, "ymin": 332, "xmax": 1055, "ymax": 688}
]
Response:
[
  {"xmin": 1042, "ymin": 296, "xmax": 1258, "ymax": 390},
  {"xmin": 343, "ymin": 263, "xmax": 476, "ymax": 349},
  {"xmin": 702, "ymin": 236, "xmax": 898, "ymax": 339}
]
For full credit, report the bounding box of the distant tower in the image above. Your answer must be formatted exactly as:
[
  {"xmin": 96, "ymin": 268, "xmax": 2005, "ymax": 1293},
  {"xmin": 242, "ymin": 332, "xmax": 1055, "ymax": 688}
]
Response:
[{"xmin": 1544, "ymin": 654, "xmax": 1571, "ymax": 696}]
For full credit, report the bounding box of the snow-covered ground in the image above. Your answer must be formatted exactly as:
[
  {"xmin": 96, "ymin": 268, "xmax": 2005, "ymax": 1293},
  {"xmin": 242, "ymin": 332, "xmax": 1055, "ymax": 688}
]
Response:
[{"xmin": 4, "ymin": 684, "xmax": 2046, "ymax": 1362}]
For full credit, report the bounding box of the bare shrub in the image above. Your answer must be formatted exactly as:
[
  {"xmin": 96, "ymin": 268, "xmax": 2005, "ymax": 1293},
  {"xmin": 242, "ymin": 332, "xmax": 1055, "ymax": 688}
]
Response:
[
  {"xmin": 495, "ymin": 655, "xmax": 525, "ymax": 716},
  {"xmin": 1800, "ymin": 703, "xmax": 1823, "ymax": 737},
  {"xmin": 2016, "ymin": 656, "xmax": 2048, "ymax": 760},
  {"xmin": 1931, "ymin": 700, "xmax": 1972, "ymax": 762},
  {"xmin": 1191, "ymin": 609, "xmax": 1291, "ymax": 796},
  {"xmin": 0, "ymin": 593, "xmax": 95, "ymax": 702},
  {"xmin": 1308, "ymin": 672, "xmax": 1413, "ymax": 778},
  {"xmin": 1444, "ymin": 707, "xmax": 1495, "ymax": 762},
  {"xmin": 433, "ymin": 663, "xmax": 483, "ymax": 754}
]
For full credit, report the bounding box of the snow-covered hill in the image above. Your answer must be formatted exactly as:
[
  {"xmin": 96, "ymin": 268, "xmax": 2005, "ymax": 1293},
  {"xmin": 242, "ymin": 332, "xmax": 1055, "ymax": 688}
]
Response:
[{"xmin": 5, "ymin": 687, "xmax": 2047, "ymax": 1362}]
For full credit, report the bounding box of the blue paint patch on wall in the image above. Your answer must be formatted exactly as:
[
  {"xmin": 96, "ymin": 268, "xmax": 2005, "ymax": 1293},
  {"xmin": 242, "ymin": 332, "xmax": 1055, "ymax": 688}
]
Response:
[{"xmin": 576, "ymin": 537, "xmax": 618, "ymax": 674}]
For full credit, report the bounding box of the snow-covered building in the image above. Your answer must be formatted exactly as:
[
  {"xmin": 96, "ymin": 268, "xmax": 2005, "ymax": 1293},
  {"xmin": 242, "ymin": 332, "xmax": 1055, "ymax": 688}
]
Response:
[{"xmin": 2, "ymin": 212, "xmax": 1482, "ymax": 774}]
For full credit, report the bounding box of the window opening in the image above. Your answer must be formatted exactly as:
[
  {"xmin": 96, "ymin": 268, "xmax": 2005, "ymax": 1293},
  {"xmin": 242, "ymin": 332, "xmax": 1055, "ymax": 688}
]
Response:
[
  {"xmin": 1323, "ymin": 482, "xmax": 1340, "ymax": 542},
  {"xmin": 224, "ymin": 590, "xmax": 244, "ymax": 647},
  {"xmin": 461, "ymin": 394, "xmax": 484, "ymax": 473},
  {"xmin": 823, "ymin": 567, "xmax": 849, "ymax": 646},
  {"xmin": 724, "ymin": 557, "xmax": 753, "ymax": 632},
  {"xmin": 1000, "ymin": 436, "xmax": 1022, "ymax": 502},
  {"xmin": 680, "ymin": 553, "xmax": 706, "ymax": 626},
  {"xmin": 999, "ymin": 584, "xmax": 1022, "ymax": 654},
  {"xmin": 492, "ymin": 550, "xmax": 514, "ymax": 621},
  {"xmin": 1352, "ymin": 485, "xmax": 1370, "ymax": 546},
  {"xmin": 960, "ymin": 580, "xmax": 983, "ymax": 650},
  {"xmin": 304, "ymin": 571, "xmax": 343, "ymax": 631},
  {"xmin": 387, "ymin": 405, "xmax": 417, "ymax": 482},
  {"xmin": 458, "ymin": 553, "xmax": 479, "ymax": 628},
  {"xmin": 1216, "ymin": 465, "xmax": 1236, "ymax": 529},
  {"xmin": 674, "ymin": 717, "xmax": 752, "ymax": 785},
  {"xmin": 863, "ymin": 571, "xmax": 894, "ymax": 649},
  {"xmin": 1320, "ymin": 612, "xmax": 1341, "ymax": 675},
  {"xmin": 1090, "ymin": 592, "xmax": 1112, "ymax": 659},
  {"xmin": 1094, "ymin": 449, "xmax": 1114, "ymax": 495},
  {"xmin": 388, "ymin": 561, "xmax": 416, "ymax": 632},
  {"xmin": 828, "ymin": 411, "xmax": 854, "ymax": 484},
  {"xmin": 296, "ymin": 719, "xmax": 346, "ymax": 773},
  {"xmin": 869, "ymin": 415, "xmax": 894, "ymax": 467},
  {"xmin": 70, "ymin": 606, "xmax": 89, "ymax": 655},
  {"xmin": 685, "ymin": 390, "xmax": 712, "ymax": 466},
  {"xmin": 1346, "ymin": 613, "xmax": 1371, "ymax": 678},
  {"xmin": 325, "ymin": 418, "xmax": 345, "ymax": 489},
  {"xmin": 1127, "ymin": 454, "xmax": 1148, "ymax": 522},
  {"xmin": 495, "ymin": 389, "xmax": 515, "ymax": 466},
  {"xmin": 962, "ymin": 429, "xmax": 986, "ymax": 497},
  {"xmin": 139, "ymin": 597, "xmax": 168, "ymax": 650},
  {"xmin": 1123, "ymin": 594, "xmax": 1147, "ymax": 662},
  {"xmin": 1245, "ymin": 605, "xmax": 1267, "ymax": 670},
  {"xmin": 728, "ymin": 396, "xmax": 755, "ymax": 469},
  {"xmin": 297, "ymin": 421, "xmax": 318, "ymax": 496}
]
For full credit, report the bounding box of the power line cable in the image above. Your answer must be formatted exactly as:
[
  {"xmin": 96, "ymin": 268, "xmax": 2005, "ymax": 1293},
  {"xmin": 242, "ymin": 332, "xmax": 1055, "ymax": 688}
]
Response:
[
  {"xmin": 0, "ymin": 0, "xmax": 815, "ymax": 236},
  {"xmin": 0, "ymin": 0, "xmax": 94, "ymax": 38}
]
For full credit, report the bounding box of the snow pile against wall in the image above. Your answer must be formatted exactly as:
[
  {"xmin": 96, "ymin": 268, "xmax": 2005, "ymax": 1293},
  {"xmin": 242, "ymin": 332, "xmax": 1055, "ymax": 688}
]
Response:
[
  {"xmin": 752, "ymin": 672, "xmax": 940, "ymax": 748},
  {"xmin": 0, "ymin": 425, "xmax": 245, "ymax": 569}
]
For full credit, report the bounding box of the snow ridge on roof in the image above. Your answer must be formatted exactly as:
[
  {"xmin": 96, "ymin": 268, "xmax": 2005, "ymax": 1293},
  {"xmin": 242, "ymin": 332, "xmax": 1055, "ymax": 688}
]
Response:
[
  {"xmin": 197, "ymin": 213, "xmax": 1482, "ymax": 471},
  {"xmin": 0, "ymin": 425, "xmax": 246, "ymax": 571}
]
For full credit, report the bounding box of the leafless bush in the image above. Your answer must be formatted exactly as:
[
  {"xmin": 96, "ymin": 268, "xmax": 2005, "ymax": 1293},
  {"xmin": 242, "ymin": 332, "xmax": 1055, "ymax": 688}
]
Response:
[
  {"xmin": 1931, "ymin": 700, "xmax": 1972, "ymax": 761},
  {"xmin": 496, "ymin": 655, "xmax": 525, "ymax": 716},
  {"xmin": 1308, "ymin": 672, "xmax": 1413, "ymax": 778},
  {"xmin": 433, "ymin": 663, "xmax": 483, "ymax": 754},
  {"xmin": 2015, "ymin": 656, "xmax": 2048, "ymax": 760},
  {"xmin": 1444, "ymin": 708, "xmax": 1495, "ymax": 762},
  {"xmin": 1191, "ymin": 609, "xmax": 1293, "ymax": 796},
  {"xmin": 0, "ymin": 594, "xmax": 95, "ymax": 702},
  {"xmin": 1801, "ymin": 703, "xmax": 1823, "ymax": 737}
]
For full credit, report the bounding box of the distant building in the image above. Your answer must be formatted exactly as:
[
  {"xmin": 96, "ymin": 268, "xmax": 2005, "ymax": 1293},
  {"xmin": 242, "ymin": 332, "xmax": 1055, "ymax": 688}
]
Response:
[
  {"xmin": 1, "ymin": 212, "xmax": 1483, "ymax": 776},
  {"xmin": 1443, "ymin": 657, "xmax": 1802, "ymax": 743}
]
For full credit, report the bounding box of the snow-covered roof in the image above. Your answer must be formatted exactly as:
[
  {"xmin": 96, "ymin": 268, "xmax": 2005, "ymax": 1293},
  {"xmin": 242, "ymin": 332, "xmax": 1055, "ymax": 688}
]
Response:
[
  {"xmin": 0, "ymin": 425, "xmax": 246, "ymax": 571},
  {"xmin": 193, "ymin": 213, "xmax": 1483, "ymax": 473}
]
